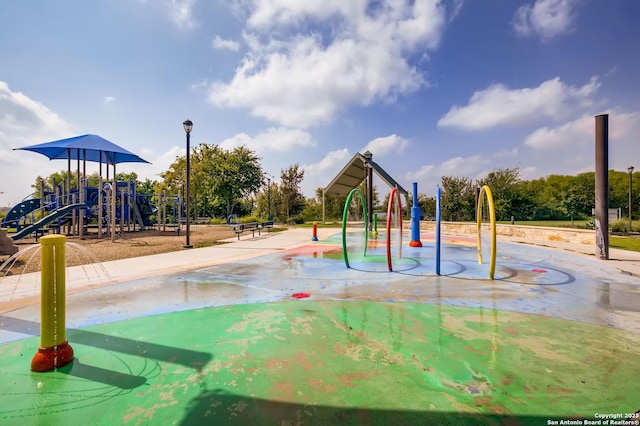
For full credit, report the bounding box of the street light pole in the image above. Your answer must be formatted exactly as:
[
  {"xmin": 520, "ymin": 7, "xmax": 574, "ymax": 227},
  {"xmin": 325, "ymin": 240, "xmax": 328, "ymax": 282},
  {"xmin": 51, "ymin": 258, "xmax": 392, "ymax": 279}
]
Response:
[
  {"xmin": 629, "ymin": 166, "xmax": 634, "ymax": 232},
  {"xmin": 183, "ymin": 119, "xmax": 193, "ymax": 248},
  {"xmin": 267, "ymin": 177, "xmax": 271, "ymax": 221}
]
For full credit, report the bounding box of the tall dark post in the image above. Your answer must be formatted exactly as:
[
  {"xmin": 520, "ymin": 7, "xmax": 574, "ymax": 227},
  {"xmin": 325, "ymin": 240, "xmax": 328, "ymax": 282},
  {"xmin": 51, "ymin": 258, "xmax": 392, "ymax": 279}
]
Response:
[
  {"xmin": 363, "ymin": 151, "xmax": 374, "ymax": 230},
  {"xmin": 595, "ymin": 114, "xmax": 609, "ymax": 259},
  {"xmin": 183, "ymin": 119, "xmax": 193, "ymax": 249},
  {"xmin": 267, "ymin": 177, "xmax": 272, "ymax": 221},
  {"xmin": 628, "ymin": 166, "xmax": 634, "ymax": 230}
]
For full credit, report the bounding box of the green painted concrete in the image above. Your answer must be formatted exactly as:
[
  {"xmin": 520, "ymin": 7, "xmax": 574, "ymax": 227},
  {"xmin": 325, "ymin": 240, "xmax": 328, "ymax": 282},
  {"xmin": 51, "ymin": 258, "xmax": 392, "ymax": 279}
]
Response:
[{"xmin": 1, "ymin": 301, "xmax": 638, "ymax": 425}]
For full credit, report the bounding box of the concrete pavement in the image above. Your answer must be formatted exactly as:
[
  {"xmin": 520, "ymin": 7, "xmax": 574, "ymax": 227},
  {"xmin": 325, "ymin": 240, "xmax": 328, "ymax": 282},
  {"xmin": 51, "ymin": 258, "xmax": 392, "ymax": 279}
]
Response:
[
  {"xmin": 0, "ymin": 227, "xmax": 338, "ymax": 313},
  {"xmin": 3, "ymin": 226, "xmax": 640, "ymax": 314},
  {"xmin": 1, "ymin": 226, "xmax": 639, "ymax": 424},
  {"xmin": 498, "ymin": 233, "xmax": 640, "ymax": 277}
]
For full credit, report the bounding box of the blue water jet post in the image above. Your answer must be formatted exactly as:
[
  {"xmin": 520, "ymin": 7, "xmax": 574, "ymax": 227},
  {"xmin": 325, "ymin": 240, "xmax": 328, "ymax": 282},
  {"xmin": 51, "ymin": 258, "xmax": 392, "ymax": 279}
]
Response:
[{"xmin": 409, "ymin": 181, "xmax": 423, "ymax": 247}]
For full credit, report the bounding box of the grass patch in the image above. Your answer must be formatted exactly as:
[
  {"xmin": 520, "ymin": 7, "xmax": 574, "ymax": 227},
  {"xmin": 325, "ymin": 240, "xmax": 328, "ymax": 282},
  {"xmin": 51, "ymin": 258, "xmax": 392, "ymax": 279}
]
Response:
[
  {"xmin": 299, "ymin": 222, "xmax": 340, "ymax": 228},
  {"xmin": 610, "ymin": 236, "xmax": 640, "ymax": 252},
  {"xmin": 194, "ymin": 241, "xmax": 230, "ymax": 249}
]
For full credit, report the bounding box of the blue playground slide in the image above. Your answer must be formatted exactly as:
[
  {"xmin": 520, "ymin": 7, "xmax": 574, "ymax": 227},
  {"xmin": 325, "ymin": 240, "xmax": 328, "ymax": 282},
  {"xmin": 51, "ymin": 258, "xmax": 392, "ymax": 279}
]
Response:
[
  {"xmin": 1, "ymin": 198, "xmax": 43, "ymax": 229},
  {"xmin": 10, "ymin": 203, "xmax": 87, "ymax": 241}
]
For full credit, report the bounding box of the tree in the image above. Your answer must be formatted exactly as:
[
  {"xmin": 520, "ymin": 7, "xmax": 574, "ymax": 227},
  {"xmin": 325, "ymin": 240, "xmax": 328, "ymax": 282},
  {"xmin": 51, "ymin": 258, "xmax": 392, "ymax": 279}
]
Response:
[
  {"xmin": 418, "ymin": 193, "xmax": 436, "ymax": 220},
  {"xmin": 440, "ymin": 176, "xmax": 474, "ymax": 221},
  {"xmin": 510, "ymin": 181, "xmax": 538, "ymax": 221},
  {"xmin": 213, "ymin": 146, "xmax": 263, "ymax": 218},
  {"xmin": 160, "ymin": 144, "xmax": 263, "ymax": 219},
  {"xmin": 300, "ymin": 188, "xmax": 346, "ymax": 222},
  {"xmin": 32, "ymin": 170, "xmax": 79, "ymax": 194},
  {"xmin": 477, "ymin": 167, "xmax": 521, "ymax": 221},
  {"xmin": 279, "ymin": 164, "xmax": 305, "ymax": 222},
  {"xmin": 532, "ymin": 175, "xmax": 567, "ymax": 220}
]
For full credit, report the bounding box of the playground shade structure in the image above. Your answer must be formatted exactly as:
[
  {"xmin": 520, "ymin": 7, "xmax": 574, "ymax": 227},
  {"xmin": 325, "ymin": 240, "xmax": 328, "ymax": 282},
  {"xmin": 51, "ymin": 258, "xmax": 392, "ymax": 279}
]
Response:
[
  {"xmin": 6, "ymin": 134, "xmax": 156, "ymax": 239},
  {"xmin": 16, "ymin": 134, "xmax": 149, "ymax": 165}
]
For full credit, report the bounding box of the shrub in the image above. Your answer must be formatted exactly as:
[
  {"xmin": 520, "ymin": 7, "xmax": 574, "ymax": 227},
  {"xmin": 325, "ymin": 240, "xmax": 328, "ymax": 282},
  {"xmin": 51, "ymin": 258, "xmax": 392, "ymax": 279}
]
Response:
[{"xmin": 610, "ymin": 219, "xmax": 630, "ymax": 233}]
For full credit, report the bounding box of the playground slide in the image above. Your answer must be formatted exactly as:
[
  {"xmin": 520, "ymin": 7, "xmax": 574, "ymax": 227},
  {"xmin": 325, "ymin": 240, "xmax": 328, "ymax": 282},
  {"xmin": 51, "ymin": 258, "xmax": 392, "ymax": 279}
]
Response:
[
  {"xmin": 10, "ymin": 203, "xmax": 87, "ymax": 241},
  {"xmin": 1, "ymin": 198, "xmax": 42, "ymax": 228}
]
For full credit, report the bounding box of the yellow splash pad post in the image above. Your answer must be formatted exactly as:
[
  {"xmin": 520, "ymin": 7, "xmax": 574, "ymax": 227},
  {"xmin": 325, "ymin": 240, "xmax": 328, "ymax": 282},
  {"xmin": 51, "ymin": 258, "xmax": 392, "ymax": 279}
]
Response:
[
  {"xmin": 31, "ymin": 235, "xmax": 74, "ymax": 372},
  {"xmin": 476, "ymin": 185, "xmax": 497, "ymax": 279}
]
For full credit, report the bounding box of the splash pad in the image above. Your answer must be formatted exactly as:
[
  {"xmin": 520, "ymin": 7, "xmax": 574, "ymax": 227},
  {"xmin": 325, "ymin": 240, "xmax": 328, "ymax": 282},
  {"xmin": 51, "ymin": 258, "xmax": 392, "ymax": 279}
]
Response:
[{"xmin": 0, "ymin": 219, "xmax": 639, "ymax": 423}]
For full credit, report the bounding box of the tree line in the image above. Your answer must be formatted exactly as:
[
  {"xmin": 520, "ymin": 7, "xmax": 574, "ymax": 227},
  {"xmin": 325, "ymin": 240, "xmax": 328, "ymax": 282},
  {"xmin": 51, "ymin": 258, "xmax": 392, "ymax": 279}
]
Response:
[
  {"xmin": 420, "ymin": 167, "xmax": 637, "ymax": 223},
  {"xmin": 31, "ymin": 146, "xmax": 638, "ymax": 224}
]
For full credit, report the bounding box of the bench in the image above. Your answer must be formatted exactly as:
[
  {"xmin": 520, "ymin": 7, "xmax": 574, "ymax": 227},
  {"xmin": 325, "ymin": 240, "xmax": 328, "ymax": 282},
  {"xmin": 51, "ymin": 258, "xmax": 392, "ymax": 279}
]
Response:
[
  {"xmin": 231, "ymin": 221, "xmax": 274, "ymax": 240},
  {"xmin": 261, "ymin": 221, "xmax": 274, "ymax": 233}
]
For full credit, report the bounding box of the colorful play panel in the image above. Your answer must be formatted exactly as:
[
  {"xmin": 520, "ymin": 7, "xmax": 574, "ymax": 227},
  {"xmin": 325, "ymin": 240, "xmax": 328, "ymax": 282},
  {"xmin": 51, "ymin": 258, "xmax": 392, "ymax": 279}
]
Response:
[{"xmin": 1, "ymin": 232, "xmax": 639, "ymax": 425}]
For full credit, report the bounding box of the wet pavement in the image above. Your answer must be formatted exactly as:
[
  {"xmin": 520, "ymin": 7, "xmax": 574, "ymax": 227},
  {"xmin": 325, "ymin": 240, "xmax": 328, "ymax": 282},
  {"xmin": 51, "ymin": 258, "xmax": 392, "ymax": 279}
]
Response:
[{"xmin": 0, "ymin": 228, "xmax": 639, "ymax": 425}]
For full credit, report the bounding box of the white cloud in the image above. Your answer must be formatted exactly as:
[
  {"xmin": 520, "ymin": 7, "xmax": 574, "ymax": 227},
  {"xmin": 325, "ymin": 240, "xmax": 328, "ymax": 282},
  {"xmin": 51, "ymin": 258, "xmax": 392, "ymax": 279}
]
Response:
[
  {"xmin": 303, "ymin": 148, "xmax": 351, "ymax": 175},
  {"xmin": 517, "ymin": 110, "xmax": 640, "ymax": 181},
  {"xmin": 406, "ymin": 155, "xmax": 490, "ymax": 183},
  {"xmin": 158, "ymin": 0, "xmax": 197, "ymax": 29},
  {"xmin": 362, "ymin": 135, "xmax": 410, "ymax": 157},
  {"xmin": 524, "ymin": 110, "xmax": 640, "ymax": 149},
  {"xmin": 512, "ymin": 0, "xmax": 579, "ymax": 41},
  {"xmin": 0, "ymin": 82, "xmax": 72, "ymax": 152},
  {"xmin": 122, "ymin": 145, "xmax": 184, "ymax": 184},
  {"xmin": 518, "ymin": 166, "xmax": 539, "ymax": 181},
  {"xmin": 0, "ymin": 81, "xmax": 73, "ymax": 205},
  {"xmin": 523, "ymin": 114, "xmax": 591, "ymax": 149},
  {"xmin": 139, "ymin": 0, "xmax": 198, "ymax": 29},
  {"xmin": 448, "ymin": 0, "xmax": 464, "ymax": 23},
  {"xmin": 103, "ymin": 96, "xmax": 115, "ymax": 104},
  {"xmin": 190, "ymin": 79, "xmax": 209, "ymax": 90},
  {"xmin": 209, "ymin": 0, "xmax": 453, "ymax": 128},
  {"xmin": 438, "ymin": 76, "xmax": 599, "ymax": 130},
  {"xmin": 440, "ymin": 155, "xmax": 491, "ymax": 177},
  {"xmin": 406, "ymin": 164, "xmax": 435, "ymax": 183},
  {"xmin": 219, "ymin": 127, "xmax": 316, "ymax": 153},
  {"xmin": 301, "ymin": 148, "xmax": 351, "ymax": 195},
  {"xmin": 212, "ymin": 35, "xmax": 241, "ymax": 52},
  {"xmin": 493, "ymin": 147, "xmax": 519, "ymax": 158}
]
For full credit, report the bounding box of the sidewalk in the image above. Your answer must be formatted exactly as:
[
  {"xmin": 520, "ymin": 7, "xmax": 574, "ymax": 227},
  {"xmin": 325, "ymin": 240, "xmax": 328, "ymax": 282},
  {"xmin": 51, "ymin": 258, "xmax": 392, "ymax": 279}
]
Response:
[{"xmin": 0, "ymin": 227, "xmax": 337, "ymax": 313}]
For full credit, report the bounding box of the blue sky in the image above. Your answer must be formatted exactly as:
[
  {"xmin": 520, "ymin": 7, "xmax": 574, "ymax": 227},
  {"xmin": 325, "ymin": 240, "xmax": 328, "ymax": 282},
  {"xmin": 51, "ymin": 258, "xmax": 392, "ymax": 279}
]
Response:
[{"xmin": 1, "ymin": 0, "xmax": 640, "ymax": 207}]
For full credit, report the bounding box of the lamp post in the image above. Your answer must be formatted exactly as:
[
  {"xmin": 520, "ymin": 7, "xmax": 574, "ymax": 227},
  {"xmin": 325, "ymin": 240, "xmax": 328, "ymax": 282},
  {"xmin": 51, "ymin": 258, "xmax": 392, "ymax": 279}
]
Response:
[
  {"xmin": 183, "ymin": 119, "xmax": 193, "ymax": 248},
  {"xmin": 629, "ymin": 166, "xmax": 634, "ymax": 232},
  {"xmin": 267, "ymin": 177, "xmax": 271, "ymax": 221}
]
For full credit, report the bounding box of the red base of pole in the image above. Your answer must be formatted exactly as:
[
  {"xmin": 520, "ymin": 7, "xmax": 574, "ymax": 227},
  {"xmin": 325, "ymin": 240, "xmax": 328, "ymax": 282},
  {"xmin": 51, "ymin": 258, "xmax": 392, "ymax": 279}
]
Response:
[
  {"xmin": 409, "ymin": 240, "xmax": 423, "ymax": 247},
  {"xmin": 31, "ymin": 340, "xmax": 74, "ymax": 372}
]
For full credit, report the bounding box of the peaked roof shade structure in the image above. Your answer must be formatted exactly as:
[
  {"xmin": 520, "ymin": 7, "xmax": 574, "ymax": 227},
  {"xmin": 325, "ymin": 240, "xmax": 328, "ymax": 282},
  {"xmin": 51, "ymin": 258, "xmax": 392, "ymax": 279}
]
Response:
[
  {"xmin": 322, "ymin": 151, "xmax": 408, "ymax": 223},
  {"xmin": 16, "ymin": 134, "xmax": 150, "ymax": 165},
  {"xmin": 323, "ymin": 152, "xmax": 408, "ymax": 196}
]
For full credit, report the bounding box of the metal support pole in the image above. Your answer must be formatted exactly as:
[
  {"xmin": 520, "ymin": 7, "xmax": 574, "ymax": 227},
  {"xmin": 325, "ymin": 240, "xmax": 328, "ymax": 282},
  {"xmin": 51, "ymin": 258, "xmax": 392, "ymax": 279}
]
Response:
[
  {"xmin": 183, "ymin": 119, "xmax": 193, "ymax": 248},
  {"xmin": 595, "ymin": 114, "xmax": 609, "ymax": 260},
  {"xmin": 628, "ymin": 166, "xmax": 634, "ymax": 231}
]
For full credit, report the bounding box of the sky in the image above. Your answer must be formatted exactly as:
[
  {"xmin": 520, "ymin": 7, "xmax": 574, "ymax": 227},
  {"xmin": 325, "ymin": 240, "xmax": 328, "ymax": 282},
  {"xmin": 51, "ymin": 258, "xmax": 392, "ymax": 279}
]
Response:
[{"xmin": 1, "ymin": 0, "xmax": 640, "ymax": 207}]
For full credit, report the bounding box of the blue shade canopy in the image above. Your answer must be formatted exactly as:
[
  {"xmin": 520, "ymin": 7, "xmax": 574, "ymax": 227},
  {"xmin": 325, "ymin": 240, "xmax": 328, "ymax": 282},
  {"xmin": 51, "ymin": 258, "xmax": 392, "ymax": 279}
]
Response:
[{"xmin": 15, "ymin": 134, "xmax": 150, "ymax": 165}]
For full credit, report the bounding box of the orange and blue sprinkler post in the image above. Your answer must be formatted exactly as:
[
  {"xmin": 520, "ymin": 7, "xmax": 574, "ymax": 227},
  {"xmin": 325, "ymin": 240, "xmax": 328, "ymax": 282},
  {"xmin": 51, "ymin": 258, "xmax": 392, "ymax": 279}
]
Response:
[
  {"xmin": 312, "ymin": 221, "xmax": 319, "ymax": 241},
  {"xmin": 31, "ymin": 235, "xmax": 74, "ymax": 372},
  {"xmin": 409, "ymin": 181, "xmax": 423, "ymax": 247}
]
